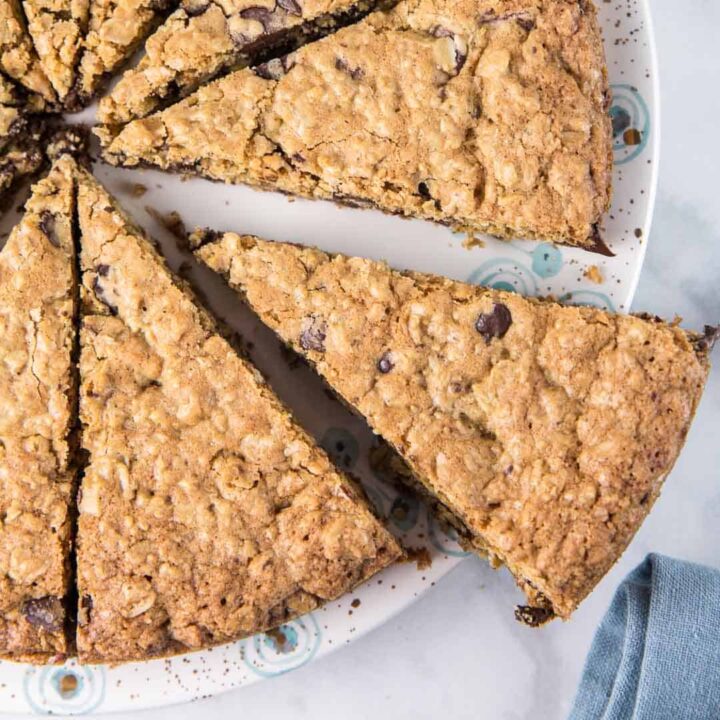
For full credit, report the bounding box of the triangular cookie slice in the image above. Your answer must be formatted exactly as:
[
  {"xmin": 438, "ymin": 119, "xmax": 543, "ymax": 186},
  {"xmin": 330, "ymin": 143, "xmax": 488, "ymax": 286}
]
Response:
[
  {"xmin": 0, "ymin": 73, "xmax": 44, "ymax": 203},
  {"xmin": 76, "ymin": 0, "xmax": 178, "ymax": 104},
  {"xmin": 74, "ymin": 170, "xmax": 401, "ymax": 663},
  {"xmin": 0, "ymin": 0, "xmax": 56, "ymax": 104},
  {"xmin": 101, "ymin": 0, "xmax": 612, "ymax": 249},
  {"xmin": 22, "ymin": 0, "xmax": 90, "ymax": 106},
  {"xmin": 98, "ymin": 0, "xmax": 394, "ymax": 127},
  {"xmin": 0, "ymin": 155, "xmax": 78, "ymax": 662},
  {"xmin": 194, "ymin": 232, "xmax": 715, "ymax": 622}
]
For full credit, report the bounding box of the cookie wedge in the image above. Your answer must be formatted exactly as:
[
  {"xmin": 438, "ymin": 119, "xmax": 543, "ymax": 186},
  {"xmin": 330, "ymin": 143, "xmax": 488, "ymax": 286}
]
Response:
[
  {"xmin": 0, "ymin": 0, "xmax": 56, "ymax": 104},
  {"xmin": 74, "ymin": 169, "xmax": 401, "ymax": 663},
  {"xmin": 22, "ymin": 0, "xmax": 90, "ymax": 106},
  {"xmin": 0, "ymin": 156, "xmax": 78, "ymax": 662},
  {"xmin": 76, "ymin": 0, "xmax": 178, "ymax": 103},
  {"xmin": 194, "ymin": 231, "xmax": 715, "ymax": 622},
  {"xmin": 97, "ymin": 0, "xmax": 394, "ymax": 128},
  {"xmin": 100, "ymin": 0, "xmax": 612, "ymax": 249}
]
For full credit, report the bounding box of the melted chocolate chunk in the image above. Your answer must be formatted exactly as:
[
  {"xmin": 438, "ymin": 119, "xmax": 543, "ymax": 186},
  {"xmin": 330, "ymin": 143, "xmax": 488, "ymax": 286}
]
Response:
[
  {"xmin": 694, "ymin": 325, "xmax": 720, "ymax": 354},
  {"xmin": 21, "ymin": 596, "xmax": 64, "ymax": 632},
  {"xmin": 96, "ymin": 263, "xmax": 110, "ymax": 277},
  {"xmin": 253, "ymin": 55, "xmax": 295, "ymax": 80},
  {"xmin": 277, "ymin": 0, "xmax": 302, "ymax": 16},
  {"xmin": 299, "ymin": 318, "xmax": 327, "ymax": 352},
  {"xmin": 92, "ymin": 275, "xmax": 118, "ymax": 316},
  {"xmin": 377, "ymin": 352, "xmax": 394, "ymax": 373},
  {"xmin": 335, "ymin": 57, "xmax": 363, "ymax": 80},
  {"xmin": 478, "ymin": 11, "xmax": 535, "ymax": 32},
  {"xmin": 475, "ymin": 303, "xmax": 512, "ymax": 343},
  {"xmin": 431, "ymin": 26, "xmax": 467, "ymax": 74},
  {"xmin": 586, "ymin": 224, "xmax": 615, "ymax": 257},
  {"xmin": 240, "ymin": 6, "xmax": 273, "ymax": 30},
  {"xmin": 39, "ymin": 210, "xmax": 59, "ymax": 247},
  {"xmin": 515, "ymin": 605, "xmax": 554, "ymax": 627}
]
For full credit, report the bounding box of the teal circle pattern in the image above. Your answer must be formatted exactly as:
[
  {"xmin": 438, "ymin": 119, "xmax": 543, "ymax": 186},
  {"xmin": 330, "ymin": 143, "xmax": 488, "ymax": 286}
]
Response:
[
  {"xmin": 427, "ymin": 508, "xmax": 471, "ymax": 558},
  {"xmin": 320, "ymin": 427, "xmax": 359, "ymax": 470},
  {"xmin": 467, "ymin": 258, "xmax": 539, "ymax": 295},
  {"xmin": 23, "ymin": 664, "xmax": 106, "ymax": 715},
  {"xmin": 241, "ymin": 614, "xmax": 322, "ymax": 678},
  {"xmin": 530, "ymin": 244, "xmax": 563, "ymax": 279},
  {"xmin": 388, "ymin": 491, "xmax": 421, "ymax": 533},
  {"xmin": 609, "ymin": 84, "xmax": 650, "ymax": 165},
  {"xmin": 560, "ymin": 290, "xmax": 616, "ymax": 312}
]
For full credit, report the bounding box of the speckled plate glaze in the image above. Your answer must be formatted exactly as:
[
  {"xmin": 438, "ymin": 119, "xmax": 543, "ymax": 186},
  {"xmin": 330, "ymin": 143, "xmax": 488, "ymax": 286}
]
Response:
[{"xmin": 0, "ymin": 0, "xmax": 659, "ymax": 713}]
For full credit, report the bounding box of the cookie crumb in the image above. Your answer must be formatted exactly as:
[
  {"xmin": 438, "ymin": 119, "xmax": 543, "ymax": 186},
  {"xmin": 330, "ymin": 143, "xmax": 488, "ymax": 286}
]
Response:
[
  {"xmin": 145, "ymin": 207, "xmax": 187, "ymax": 247},
  {"xmin": 584, "ymin": 265, "xmax": 604, "ymax": 284},
  {"xmin": 405, "ymin": 546, "xmax": 432, "ymax": 570},
  {"xmin": 463, "ymin": 233, "xmax": 485, "ymax": 249}
]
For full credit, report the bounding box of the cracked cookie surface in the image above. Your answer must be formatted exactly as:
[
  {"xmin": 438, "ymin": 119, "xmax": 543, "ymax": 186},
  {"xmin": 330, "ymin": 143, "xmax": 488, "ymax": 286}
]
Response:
[
  {"xmin": 98, "ymin": 0, "xmax": 391, "ymax": 127},
  {"xmin": 0, "ymin": 0, "xmax": 56, "ymax": 104},
  {"xmin": 75, "ymin": 168, "xmax": 401, "ymax": 663},
  {"xmin": 76, "ymin": 0, "xmax": 178, "ymax": 102},
  {"xmin": 0, "ymin": 156, "xmax": 78, "ymax": 662},
  {"xmin": 195, "ymin": 232, "xmax": 712, "ymax": 620},
  {"xmin": 22, "ymin": 0, "xmax": 90, "ymax": 105},
  {"xmin": 101, "ymin": 0, "xmax": 612, "ymax": 249}
]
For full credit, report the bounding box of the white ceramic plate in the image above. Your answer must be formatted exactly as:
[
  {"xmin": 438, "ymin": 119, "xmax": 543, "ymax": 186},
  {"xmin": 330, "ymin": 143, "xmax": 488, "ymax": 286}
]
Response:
[{"xmin": 0, "ymin": 0, "xmax": 659, "ymax": 713}]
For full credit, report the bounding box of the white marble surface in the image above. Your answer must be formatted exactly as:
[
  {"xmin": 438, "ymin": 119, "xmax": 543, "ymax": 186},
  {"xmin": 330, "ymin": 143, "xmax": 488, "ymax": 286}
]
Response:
[{"xmin": 10, "ymin": 1, "xmax": 720, "ymax": 718}]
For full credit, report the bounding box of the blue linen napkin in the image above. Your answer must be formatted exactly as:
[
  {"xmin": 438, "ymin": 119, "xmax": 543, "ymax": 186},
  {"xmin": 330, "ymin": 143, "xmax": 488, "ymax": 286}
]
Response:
[{"xmin": 569, "ymin": 553, "xmax": 720, "ymax": 720}]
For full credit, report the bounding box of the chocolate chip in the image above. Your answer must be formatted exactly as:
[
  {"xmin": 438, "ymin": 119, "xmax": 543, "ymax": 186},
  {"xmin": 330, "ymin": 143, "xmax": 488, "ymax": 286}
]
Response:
[
  {"xmin": 417, "ymin": 182, "xmax": 431, "ymax": 200},
  {"xmin": 39, "ymin": 211, "xmax": 59, "ymax": 247},
  {"xmin": 586, "ymin": 224, "xmax": 615, "ymax": 257},
  {"xmin": 516, "ymin": 16, "xmax": 535, "ymax": 32},
  {"xmin": 431, "ymin": 26, "xmax": 466, "ymax": 74},
  {"xmin": 96, "ymin": 263, "xmax": 110, "ymax": 277},
  {"xmin": 253, "ymin": 55, "xmax": 294, "ymax": 80},
  {"xmin": 335, "ymin": 57, "xmax": 363, "ymax": 80},
  {"xmin": 277, "ymin": 0, "xmax": 302, "ymax": 16},
  {"xmin": 299, "ymin": 318, "xmax": 327, "ymax": 352},
  {"xmin": 21, "ymin": 596, "xmax": 64, "ymax": 632},
  {"xmin": 478, "ymin": 11, "xmax": 535, "ymax": 31},
  {"xmin": 78, "ymin": 594, "xmax": 93, "ymax": 627},
  {"xmin": 475, "ymin": 303, "xmax": 512, "ymax": 343},
  {"xmin": 694, "ymin": 325, "xmax": 720, "ymax": 354},
  {"xmin": 377, "ymin": 352, "xmax": 394, "ymax": 373},
  {"xmin": 92, "ymin": 276, "xmax": 118, "ymax": 316},
  {"xmin": 240, "ymin": 6, "xmax": 273, "ymax": 29},
  {"xmin": 514, "ymin": 605, "xmax": 554, "ymax": 627}
]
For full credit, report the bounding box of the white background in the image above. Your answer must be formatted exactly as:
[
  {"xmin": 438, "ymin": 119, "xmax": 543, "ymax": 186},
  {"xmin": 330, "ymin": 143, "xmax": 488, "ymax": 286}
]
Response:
[{"xmin": 8, "ymin": 1, "xmax": 720, "ymax": 717}]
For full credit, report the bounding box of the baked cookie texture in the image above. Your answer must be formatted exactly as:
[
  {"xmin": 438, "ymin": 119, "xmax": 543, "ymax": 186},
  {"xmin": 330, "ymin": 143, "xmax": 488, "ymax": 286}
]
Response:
[
  {"xmin": 22, "ymin": 0, "xmax": 90, "ymax": 104},
  {"xmin": 194, "ymin": 232, "xmax": 714, "ymax": 622},
  {"xmin": 74, "ymin": 169, "xmax": 401, "ymax": 663},
  {"xmin": 76, "ymin": 0, "xmax": 178, "ymax": 103},
  {"xmin": 0, "ymin": 0, "xmax": 56, "ymax": 104},
  {"xmin": 101, "ymin": 0, "xmax": 613, "ymax": 249},
  {"xmin": 0, "ymin": 74, "xmax": 44, "ymax": 200},
  {"xmin": 0, "ymin": 156, "xmax": 78, "ymax": 662},
  {"xmin": 98, "ymin": 0, "xmax": 394, "ymax": 128}
]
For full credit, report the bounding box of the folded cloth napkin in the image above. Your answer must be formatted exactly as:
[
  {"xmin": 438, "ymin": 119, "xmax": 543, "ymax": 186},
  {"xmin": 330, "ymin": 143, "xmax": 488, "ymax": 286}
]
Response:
[{"xmin": 569, "ymin": 553, "xmax": 720, "ymax": 720}]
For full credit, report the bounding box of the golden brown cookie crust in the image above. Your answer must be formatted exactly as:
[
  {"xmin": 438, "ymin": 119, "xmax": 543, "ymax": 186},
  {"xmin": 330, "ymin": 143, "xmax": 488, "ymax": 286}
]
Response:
[
  {"xmin": 74, "ymin": 169, "xmax": 401, "ymax": 663},
  {"xmin": 76, "ymin": 0, "xmax": 177, "ymax": 101},
  {"xmin": 98, "ymin": 0, "xmax": 394, "ymax": 127},
  {"xmin": 0, "ymin": 0, "xmax": 56, "ymax": 104},
  {"xmin": 101, "ymin": 0, "xmax": 612, "ymax": 249},
  {"xmin": 195, "ymin": 232, "xmax": 711, "ymax": 620},
  {"xmin": 0, "ymin": 156, "xmax": 78, "ymax": 661},
  {"xmin": 22, "ymin": 0, "xmax": 90, "ymax": 104}
]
